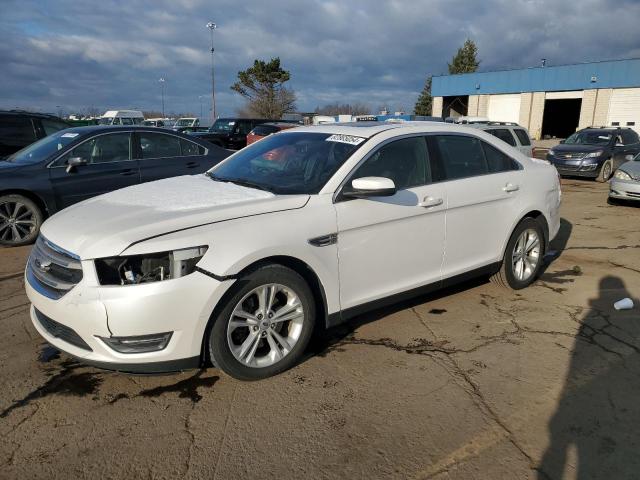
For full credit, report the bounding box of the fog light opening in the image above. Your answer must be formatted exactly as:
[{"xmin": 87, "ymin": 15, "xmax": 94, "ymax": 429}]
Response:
[{"xmin": 98, "ymin": 332, "xmax": 173, "ymax": 354}]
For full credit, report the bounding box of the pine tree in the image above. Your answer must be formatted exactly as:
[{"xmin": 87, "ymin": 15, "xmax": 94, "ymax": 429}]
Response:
[
  {"xmin": 448, "ymin": 39, "xmax": 480, "ymax": 74},
  {"xmin": 414, "ymin": 76, "xmax": 433, "ymax": 116}
]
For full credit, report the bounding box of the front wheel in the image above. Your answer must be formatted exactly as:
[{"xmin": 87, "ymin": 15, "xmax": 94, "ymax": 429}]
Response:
[
  {"xmin": 208, "ymin": 264, "xmax": 315, "ymax": 380},
  {"xmin": 597, "ymin": 159, "xmax": 613, "ymax": 183},
  {"xmin": 0, "ymin": 194, "xmax": 43, "ymax": 247},
  {"xmin": 491, "ymin": 218, "xmax": 545, "ymax": 289}
]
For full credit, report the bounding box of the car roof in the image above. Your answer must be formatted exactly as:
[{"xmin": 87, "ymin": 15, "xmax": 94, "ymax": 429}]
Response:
[
  {"xmin": 290, "ymin": 121, "xmax": 487, "ymax": 138},
  {"xmin": 0, "ymin": 109, "xmax": 68, "ymax": 121}
]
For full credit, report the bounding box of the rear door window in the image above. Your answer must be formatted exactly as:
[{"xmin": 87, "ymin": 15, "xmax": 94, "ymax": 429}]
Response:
[
  {"xmin": 433, "ymin": 135, "xmax": 488, "ymax": 180},
  {"xmin": 482, "ymin": 141, "xmax": 520, "ymax": 173},
  {"xmin": 513, "ymin": 129, "xmax": 531, "ymax": 146},
  {"xmin": 487, "ymin": 128, "xmax": 517, "ymax": 147},
  {"xmin": 139, "ymin": 132, "xmax": 182, "ymax": 159}
]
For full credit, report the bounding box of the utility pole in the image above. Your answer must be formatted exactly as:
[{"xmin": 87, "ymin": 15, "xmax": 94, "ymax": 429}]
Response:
[
  {"xmin": 159, "ymin": 77, "xmax": 166, "ymax": 117},
  {"xmin": 206, "ymin": 22, "xmax": 217, "ymax": 122}
]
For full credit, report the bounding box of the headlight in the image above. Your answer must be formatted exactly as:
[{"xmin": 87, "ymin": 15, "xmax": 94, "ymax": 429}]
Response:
[
  {"xmin": 95, "ymin": 246, "xmax": 208, "ymax": 285},
  {"xmin": 614, "ymin": 170, "xmax": 632, "ymax": 181},
  {"xmin": 583, "ymin": 150, "xmax": 603, "ymax": 159},
  {"xmin": 547, "ymin": 149, "xmax": 555, "ymax": 156}
]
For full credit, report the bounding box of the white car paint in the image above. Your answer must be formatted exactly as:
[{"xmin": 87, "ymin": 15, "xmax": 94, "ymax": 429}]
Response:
[{"xmin": 26, "ymin": 122, "xmax": 561, "ymax": 372}]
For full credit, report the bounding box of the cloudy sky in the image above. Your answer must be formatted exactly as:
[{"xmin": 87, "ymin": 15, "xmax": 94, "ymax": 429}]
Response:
[{"xmin": 2, "ymin": 0, "xmax": 640, "ymax": 118}]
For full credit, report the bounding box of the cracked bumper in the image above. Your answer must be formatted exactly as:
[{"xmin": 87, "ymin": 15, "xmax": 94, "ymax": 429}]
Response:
[{"xmin": 26, "ymin": 266, "xmax": 235, "ymax": 372}]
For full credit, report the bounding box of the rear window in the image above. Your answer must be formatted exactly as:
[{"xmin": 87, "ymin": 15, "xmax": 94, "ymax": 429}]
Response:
[
  {"xmin": 513, "ymin": 129, "xmax": 531, "ymax": 146},
  {"xmin": 487, "ymin": 128, "xmax": 516, "ymax": 147},
  {"xmin": 251, "ymin": 125, "xmax": 279, "ymax": 136},
  {"xmin": 0, "ymin": 116, "xmax": 37, "ymax": 143}
]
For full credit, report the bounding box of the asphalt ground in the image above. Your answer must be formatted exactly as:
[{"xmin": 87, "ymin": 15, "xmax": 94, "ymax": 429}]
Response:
[{"xmin": 1, "ymin": 179, "xmax": 639, "ymax": 479}]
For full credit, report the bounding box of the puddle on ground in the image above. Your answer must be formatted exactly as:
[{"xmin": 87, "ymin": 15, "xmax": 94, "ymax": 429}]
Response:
[{"xmin": 138, "ymin": 370, "xmax": 219, "ymax": 403}]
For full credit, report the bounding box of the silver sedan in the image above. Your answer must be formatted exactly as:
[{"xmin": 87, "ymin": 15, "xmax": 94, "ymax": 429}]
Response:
[{"xmin": 610, "ymin": 154, "xmax": 640, "ymax": 202}]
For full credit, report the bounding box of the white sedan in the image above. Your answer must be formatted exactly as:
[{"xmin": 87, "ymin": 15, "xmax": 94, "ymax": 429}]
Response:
[{"xmin": 26, "ymin": 122, "xmax": 561, "ymax": 380}]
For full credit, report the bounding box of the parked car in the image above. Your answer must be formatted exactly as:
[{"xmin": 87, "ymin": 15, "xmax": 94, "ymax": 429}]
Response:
[
  {"xmin": 609, "ymin": 152, "xmax": 640, "ymax": 203},
  {"xmin": 0, "ymin": 126, "xmax": 230, "ymax": 246},
  {"xmin": 0, "ymin": 110, "xmax": 70, "ymax": 158},
  {"xmin": 246, "ymin": 122, "xmax": 297, "ymax": 145},
  {"xmin": 98, "ymin": 110, "xmax": 145, "ymax": 126},
  {"xmin": 466, "ymin": 122, "xmax": 533, "ymax": 157},
  {"xmin": 143, "ymin": 119, "xmax": 165, "ymax": 127},
  {"xmin": 189, "ymin": 118, "xmax": 284, "ymax": 149},
  {"xmin": 172, "ymin": 118, "xmax": 208, "ymax": 133},
  {"xmin": 546, "ymin": 127, "xmax": 640, "ymax": 182},
  {"xmin": 25, "ymin": 122, "xmax": 560, "ymax": 380}
]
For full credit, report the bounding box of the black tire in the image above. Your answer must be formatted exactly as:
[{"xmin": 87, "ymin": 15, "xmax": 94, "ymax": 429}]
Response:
[
  {"xmin": 491, "ymin": 218, "xmax": 545, "ymax": 290},
  {"xmin": 208, "ymin": 264, "xmax": 316, "ymax": 380},
  {"xmin": 596, "ymin": 159, "xmax": 613, "ymax": 183},
  {"xmin": 0, "ymin": 194, "xmax": 43, "ymax": 247}
]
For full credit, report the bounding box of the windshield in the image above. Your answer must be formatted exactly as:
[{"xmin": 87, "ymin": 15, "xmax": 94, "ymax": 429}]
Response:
[
  {"xmin": 176, "ymin": 119, "xmax": 195, "ymax": 126},
  {"xmin": 210, "ymin": 119, "xmax": 236, "ymax": 132},
  {"xmin": 565, "ymin": 131, "xmax": 613, "ymax": 146},
  {"xmin": 6, "ymin": 130, "xmax": 81, "ymax": 164},
  {"xmin": 208, "ymin": 132, "xmax": 364, "ymax": 194}
]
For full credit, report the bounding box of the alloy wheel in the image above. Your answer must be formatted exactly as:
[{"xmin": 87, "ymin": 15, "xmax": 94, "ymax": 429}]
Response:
[
  {"xmin": 511, "ymin": 228, "xmax": 541, "ymax": 282},
  {"xmin": 0, "ymin": 200, "xmax": 37, "ymax": 244},
  {"xmin": 603, "ymin": 162, "xmax": 612, "ymax": 180},
  {"xmin": 226, "ymin": 283, "xmax": 305, "ymax": 368}
]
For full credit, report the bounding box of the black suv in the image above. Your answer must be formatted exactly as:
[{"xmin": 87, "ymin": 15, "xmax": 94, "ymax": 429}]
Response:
[
  {"xmin": 189, "ymin": 118, "xmax": 284, "ymax": 150},
  {"xmin": 547, "ymin": 127, "xmax": 640, "ymax": 182},
  {"xmin": 0, "ymin": 110, "xmax": 70, "ymax": 158}
]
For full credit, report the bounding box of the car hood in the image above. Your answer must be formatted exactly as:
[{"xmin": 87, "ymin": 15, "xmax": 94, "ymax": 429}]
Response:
[
  {"xmin": 619, "ymin": 160, "xmax": 640, "ymax": 179},
  {"xmin": 551, "ymin": 144, "xmax": 608, "ymax": 154},
  {"xmin": 40, "ymin": 174, "xmax": 309, "ymax": 259}
]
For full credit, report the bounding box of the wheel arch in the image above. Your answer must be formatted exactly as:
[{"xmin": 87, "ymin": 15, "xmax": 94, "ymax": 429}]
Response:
[
  {"xmin": 500, "ymin": 209, "xmax": 550, "ymax": 262},
  {"xmin": 199, "ymin": 255, "xmax": 330, "ymax": 367},
  {"xmin": 0, "ymin": 189, "xmax": 50, "ymax": 218}
]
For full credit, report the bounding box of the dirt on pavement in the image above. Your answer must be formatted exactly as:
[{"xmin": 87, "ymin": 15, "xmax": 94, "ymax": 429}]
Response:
[{"xmin": 1, "ymin": 179, "xmax": 639, "ymax": 480}]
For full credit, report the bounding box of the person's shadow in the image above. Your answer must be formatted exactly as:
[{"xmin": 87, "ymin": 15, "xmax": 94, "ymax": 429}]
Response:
[{"xmin": 537, "ymin": 276, "xmax": 640, "ymax": 479}]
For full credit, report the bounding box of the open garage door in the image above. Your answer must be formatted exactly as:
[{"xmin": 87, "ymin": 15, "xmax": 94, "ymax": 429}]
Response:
[
  {"xmin": 487, "ymin": 94, "xmax": 521, "ymax": 123},
  {"xmin": 608, "ymin": 88, "xmax": 640, "ymax": 134},
  {"xmin": 541, "ymin": 98, "xmax": 581, "ymax": 139}
]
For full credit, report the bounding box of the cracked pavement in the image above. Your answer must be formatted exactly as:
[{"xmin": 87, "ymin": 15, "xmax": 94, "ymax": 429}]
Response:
[{"xmin": 1, "ymin": 179, "xmax": 639, "ymax": 479}]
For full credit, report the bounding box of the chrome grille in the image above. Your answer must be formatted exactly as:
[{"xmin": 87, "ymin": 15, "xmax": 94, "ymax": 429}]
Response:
[
  {"xmin": 27, "ymin": 236, "xmax": 82, "ymax": 299},
  {"xmin": 557, "ymin": 152, "xmax": 585, "ymax": 159}
]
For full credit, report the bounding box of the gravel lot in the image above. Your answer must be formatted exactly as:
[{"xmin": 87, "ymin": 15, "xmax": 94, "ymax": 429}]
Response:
[{"xmin": 1, "ymin": 179, "xmax": 639, "ymax": 480}]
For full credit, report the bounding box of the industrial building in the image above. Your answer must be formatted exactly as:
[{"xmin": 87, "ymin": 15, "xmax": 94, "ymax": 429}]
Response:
[{"xmin": 431, "ymin": 58, "xmax": 640, "ymax": 139}]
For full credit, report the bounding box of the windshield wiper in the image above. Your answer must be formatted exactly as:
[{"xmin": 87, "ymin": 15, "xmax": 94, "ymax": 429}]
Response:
[{"xmin": 207, "ymin": 173, "xmax": 275, "ymax": 193}]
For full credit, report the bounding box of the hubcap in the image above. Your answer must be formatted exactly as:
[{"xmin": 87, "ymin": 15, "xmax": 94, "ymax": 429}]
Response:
[
  {"xmin": 511, "ymin": 229, "xmax": 540, "ymax": 282},
  {"xmin": 226, "ymin": 283, "xmax": 304, "ymax": 368},
  {"xmin": 0, "ymin": 201, "xmax": 36, "ymax": 243},
  {"xmin": 603, "ymin": 163, "xmax": 611, "ymax": 179}
]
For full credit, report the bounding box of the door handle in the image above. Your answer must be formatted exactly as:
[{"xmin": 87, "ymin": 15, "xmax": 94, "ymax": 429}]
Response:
[
  {"xmin": 119, "ymin": 169, "xmax": 136, "ymax": 176},
  {"xmin": 186, "ymin": 161, "xmax": 199, "ymax": 168},
  {"xmin": 503, "ymin": 183, "xmax": 519, "ymax": 193},
  {"xmin": 418, "ymin": 196, "xmax": 443, "ymax": 208}
]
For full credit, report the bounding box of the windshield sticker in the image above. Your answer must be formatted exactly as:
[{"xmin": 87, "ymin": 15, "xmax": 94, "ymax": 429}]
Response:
[
  {"xmin": 61, "ymin": 133, "xmax": 79, "ymax": 138},
  {"xmin": 326, "ymin": 134, "xmax": 365, "ymax": 145},
  {"xmin": 228, "ymin": 121, "xmax": 236, "ymax": 125},
  {"xmin": 598, "ymin": 136, "xmax": 611, "ymax": 140}
]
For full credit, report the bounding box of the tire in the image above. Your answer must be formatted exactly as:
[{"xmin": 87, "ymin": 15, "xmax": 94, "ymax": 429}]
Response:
[
  {"xmin": 596, "ymin": 159, "xmax": 613, "ymax": 183},
  {"xmin": 0, "ymin": 194, "xmax": 43, "ymax": 247},
  {"xmin": 491, "ymin": 218, "xmax": 545, "ymax": 290},
  {"xmin": 208, "ymin": 264, "xmax": 316, "ymax": 380}
]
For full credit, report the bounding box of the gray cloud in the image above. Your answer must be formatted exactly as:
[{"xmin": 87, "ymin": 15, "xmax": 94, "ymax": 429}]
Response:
[{"xmin": 1, "ymin": 0, "xmax": 639, "ymax": 117}]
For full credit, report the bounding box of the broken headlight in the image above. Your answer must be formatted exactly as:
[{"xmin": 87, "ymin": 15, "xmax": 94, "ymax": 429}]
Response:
[{"xmin": 95, "ymin": 246, "xmax": 207, "ymax": 285}]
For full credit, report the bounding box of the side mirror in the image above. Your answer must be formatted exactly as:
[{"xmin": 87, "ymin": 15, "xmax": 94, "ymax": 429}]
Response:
[
  {"xmin": 559, "ymin": 140, "xmax": 565, "ymax": 144},
  {"xmin": 343, "ymin": 177, "xmax": 396, "ymax": 199},
  {"xmin": 65, "ymin": 156, "xmax": 87, "ymax": 173}
]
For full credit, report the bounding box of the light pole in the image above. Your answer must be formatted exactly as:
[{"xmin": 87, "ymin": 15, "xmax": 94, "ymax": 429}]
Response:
[
  {"xmin": 206, "ymin": 21, "xmax": 217, "ymax": 122},
  {"xmin": 159, "ymin": 77, "xmax": 166, "ymax": 117},
  {"xmin": 198, "ymin": 95, "xmax": 207, "ymax": 119}
]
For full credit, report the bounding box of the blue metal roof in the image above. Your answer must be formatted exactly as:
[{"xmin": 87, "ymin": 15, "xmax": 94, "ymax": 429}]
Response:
[{"xmin": 431, "ymin": 58, "xmax": 640, "ymax": 97}]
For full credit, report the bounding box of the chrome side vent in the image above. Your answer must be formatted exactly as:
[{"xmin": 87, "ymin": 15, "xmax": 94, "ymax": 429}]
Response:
[{"xmin": 27, "ymin": 236, "xmax": 83, "ymax": 299}]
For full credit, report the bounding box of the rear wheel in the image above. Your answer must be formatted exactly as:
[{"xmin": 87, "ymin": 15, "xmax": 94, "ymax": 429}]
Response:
[
  {"xmin": 491, "ymin": 218, "xmax": 545, "ymax": 289},
  {"xmin": 0, "ymin": 194, "xmax": 43, "ymax": 247},
  {"xmin": 208, "ymin": 264, "xmax": 315, "ymax": 380},
  {"xmin": 597, "ymin": 159, "xmax": 613, "ymax": 183}
]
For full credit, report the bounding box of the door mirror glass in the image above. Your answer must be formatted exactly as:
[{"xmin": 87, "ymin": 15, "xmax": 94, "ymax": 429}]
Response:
[
  {"xmin": 343, "ymin": 177, "xmax": 396, "ymax": 198},
  {"xmin": 65, "ymin": 156, "xmax": 87, "ymax": 173}
]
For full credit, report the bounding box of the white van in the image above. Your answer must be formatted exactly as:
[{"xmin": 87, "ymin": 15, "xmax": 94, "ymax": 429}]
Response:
[{"xmin": 98, "ymin": 110, "xmax": 145, "ymax": 126}]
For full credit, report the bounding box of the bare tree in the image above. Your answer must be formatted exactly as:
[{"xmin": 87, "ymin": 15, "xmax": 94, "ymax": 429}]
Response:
[{"xmin": 314, "ymin": 102, "xmax": 371, "ymax": 116}]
